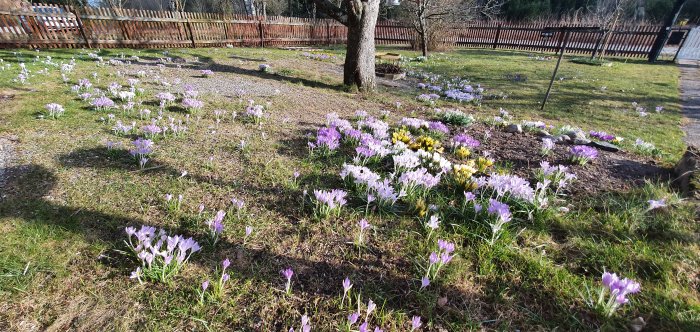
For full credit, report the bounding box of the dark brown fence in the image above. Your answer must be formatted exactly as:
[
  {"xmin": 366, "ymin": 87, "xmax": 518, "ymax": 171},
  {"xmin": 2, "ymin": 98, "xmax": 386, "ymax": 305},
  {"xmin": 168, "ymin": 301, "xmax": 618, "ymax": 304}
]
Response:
[
  {"xmin": 374, "ymin": 22, "xmax": 671, "ymax": 58},
  {"xmin": 0, "ymin": 3, "xmax": 688, "ymax": 59}
]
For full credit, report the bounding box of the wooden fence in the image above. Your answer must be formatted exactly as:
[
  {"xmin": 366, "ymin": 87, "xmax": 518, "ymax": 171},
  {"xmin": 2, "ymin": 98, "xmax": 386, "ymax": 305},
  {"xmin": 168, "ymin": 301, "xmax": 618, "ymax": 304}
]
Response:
[
  {"xmin": 375, "ymin": 21, "xmax": 679, "ymax": 58},
  {"xmin": 0, "ymin": 3, "xmax": 689, "ymax": 59}
]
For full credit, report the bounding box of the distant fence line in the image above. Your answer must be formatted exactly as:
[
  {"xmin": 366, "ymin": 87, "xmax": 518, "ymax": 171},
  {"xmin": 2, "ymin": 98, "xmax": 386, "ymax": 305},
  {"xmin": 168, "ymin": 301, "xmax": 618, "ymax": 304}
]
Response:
[{"xmin": 0, "ymin": 3, "xmax": 690, "ymax": 59}]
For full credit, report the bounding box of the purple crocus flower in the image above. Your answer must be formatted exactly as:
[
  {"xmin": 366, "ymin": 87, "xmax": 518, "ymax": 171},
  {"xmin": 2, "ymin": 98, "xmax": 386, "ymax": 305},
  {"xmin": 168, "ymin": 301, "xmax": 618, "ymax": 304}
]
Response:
[
  {"xmin": 202, "ymin": 280, "xmax": 209, "ymax": 291},
  {"xmin": 410, "ymin": 316, "xmax": 422, "ymax": 331},
  {"xmin": 429, "ymin": 252, "xmax": 439, "ymax": 264},
  {"xmin": 569, "ymin": 145, "xmax": 598, "ymax": 164},
  {"xmin": 420, "ymin": 276, "xmax": 430, "ymax": 289},
  {"xmin": 282, "ymin": 267, "xmax": 294, "ymax": 294},
  {"xmin": 358, "ymin": 322, "xmax": 368, "ymax": 332},
  {"xmin": 464, "ymin": 191, "xmax": 476, "ymax": 202},
  {"xmin": 358, "ymin": 219, "xmax": 370, "ymax": 231},
  {"xmin": 313, "ymin": 126, "xmax": 341, "ymax": 152},
  {"xmin": 452, "ymin": 133, "xmax": 480, "ymax": 148},
  {"xmin": 91, "ymin": 96, "xmax": 115, "ymax": 110},
  {"xmin": 428, "ymin": 121, "xmax": 450, "ymax": 134},
  {"xmin": 487, "ymin": 199, "xmax": 512, "ymax": 222},
  {"xmin": 589, "ymin": 131, "xmax": 615, "ymax": 142},
  {"xmin": 647, "ymin": 199, "xmax": 666, "ymax": 210},
  {"xmin": 601, "ymin": 271, "xmax": 641, "ymax": 305},
  {"xmin": 348, "ymin": 312, "xmax": 360, "ymax": 325},
  {"xmin": 342, "ymin": 277, "xmax": 352, "ymax": 293}
]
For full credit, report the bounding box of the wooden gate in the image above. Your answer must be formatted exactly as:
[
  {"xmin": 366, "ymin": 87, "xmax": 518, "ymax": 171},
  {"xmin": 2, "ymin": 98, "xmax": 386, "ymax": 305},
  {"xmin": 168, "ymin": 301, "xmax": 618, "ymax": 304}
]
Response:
[{"xmin": 678, "ymin": 27, "xmax": 700, "ymax": 60}]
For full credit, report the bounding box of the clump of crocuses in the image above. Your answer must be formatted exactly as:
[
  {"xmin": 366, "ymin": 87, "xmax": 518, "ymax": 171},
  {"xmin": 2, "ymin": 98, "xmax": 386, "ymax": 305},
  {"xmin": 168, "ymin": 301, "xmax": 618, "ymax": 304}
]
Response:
[
  {"xmin": 245, "ymin": 101, "xmax": 265, "ymax": 124},
  {"xmin": 125, "ymin": 225, "xmax": 201, "ymax": 283},
  {"xmin": 595, "ymin": 272, "xmax": 641, "ymax": 317},
  {"xmin": 129, "ymin": 138, "xmax": 154, "ymax": 169},
  {"xmin": 91, "ymin": 96, "xmax": 115, "ymax": 111},
  {"xmin": 309, "ymin": 126, "xmax": 341, "ymax": 156},
  {"xmin": 312, "ymin": 189, "xmax": 347, "ymax": 219},
  {"xmin": 540, "ymin": 138, "xmax": 555, "ymax": 156},
  {"xmin": 44, "ymin": 103, "xmax": 65, "ymax": 119},
  {"xmin": 200, "ymin": 258, "xmax": 232, "ymax": 301},
  {"xmin": 206, "ymin": 210, "xmax": 226, "ymax": 244},
  {"xmin": 569, "ymin": 145, "xmax": 598, "ymax": 165},
  {"xmin": 425, "ymin": 239, "xmax": 456, "ymax": 283}
]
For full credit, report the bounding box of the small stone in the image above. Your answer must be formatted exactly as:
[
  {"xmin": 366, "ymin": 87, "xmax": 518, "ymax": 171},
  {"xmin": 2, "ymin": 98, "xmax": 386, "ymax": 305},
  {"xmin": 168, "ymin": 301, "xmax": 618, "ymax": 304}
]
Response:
[
  {"xmin": 630, "ymin": 317, "xmax": 646, "ymax": 332},
  {"xmin": 573, "ymin": 138, "xmax": 592, "ymax": 145},
  {"xmin": 536, "ymin": 130, "xmax": 551, "ymax": 137},
  {"xmin": 554, "ymin": 135, "xmax": 570, "ymax": 144},
  {"xmin": 591, "ymin": 141, "xmax": 620, "ymax": 152},
  {"xmin": 505, "ymin": 124, "xmax": 522, "ymax": 133},
  {"xmin": 566, "ymin": 130, "xmax": 587, "ymax": 141},
  {"xmin": 437, "ymin": 297, "xmax": 448, "ymax": 307},
  {"xmin": 674, "ymin": 145, "xmax": 700, "ymax": 199}
]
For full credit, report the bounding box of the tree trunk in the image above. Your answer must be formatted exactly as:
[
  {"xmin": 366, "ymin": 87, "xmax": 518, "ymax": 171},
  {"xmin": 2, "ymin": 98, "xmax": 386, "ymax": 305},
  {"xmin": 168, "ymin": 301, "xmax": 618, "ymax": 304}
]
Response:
[
  {"xmin": 418, "ymin": 18, "xmax": 428, "ymax": 57},
  {"xmin": 343, "ymin": 0, "xmax": 379, "ymax": 91},
  {"xmin": 599, "ymin": 11, "xmax": 619, "ymax": 60}
]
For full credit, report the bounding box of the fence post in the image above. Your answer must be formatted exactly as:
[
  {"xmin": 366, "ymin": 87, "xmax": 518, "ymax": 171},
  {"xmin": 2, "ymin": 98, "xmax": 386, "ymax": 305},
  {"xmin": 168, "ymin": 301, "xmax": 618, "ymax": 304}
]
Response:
[
  {"xmin": 672, "ymin": 28, "xmax": 690, "ymax": 62},
  {"xmin": 68, "ymin": 6, "xmax": 91, "ymax": 48},
  {"xmin": 184, "ymin": 13, "xmax": 197, "ymax": 48},
  {"xmin": 648, "ymin": 0, "xmax": 687, "ymax": 62},
  {"xmin": 258, "ymin": 19, "xmax": 265, "ymax": 47},
  {"xmin": 493, "ymin": 23, "xmax": 502, "ymax": 49}
]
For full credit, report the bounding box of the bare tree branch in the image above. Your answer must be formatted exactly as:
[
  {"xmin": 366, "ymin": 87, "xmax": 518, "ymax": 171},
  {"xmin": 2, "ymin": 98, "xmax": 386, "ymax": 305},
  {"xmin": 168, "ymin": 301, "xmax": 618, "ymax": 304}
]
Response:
[{"xmin": 312, "ymin": 0, "xmax": 348, "ymax": 25}]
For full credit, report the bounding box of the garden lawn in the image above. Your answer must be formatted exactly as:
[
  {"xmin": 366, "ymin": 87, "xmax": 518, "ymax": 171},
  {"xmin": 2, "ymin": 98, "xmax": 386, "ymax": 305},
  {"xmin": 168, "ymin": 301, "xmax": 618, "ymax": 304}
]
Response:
[{"xmin": 0, "ymin": 47, "xmax": 697, "ymax": 331}]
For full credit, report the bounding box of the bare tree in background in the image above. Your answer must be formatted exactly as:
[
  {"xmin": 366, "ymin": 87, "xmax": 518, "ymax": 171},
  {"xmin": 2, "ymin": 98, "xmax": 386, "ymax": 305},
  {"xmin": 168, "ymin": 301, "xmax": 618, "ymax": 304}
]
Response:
[
  {"xmin": 590, "ymin": 0, "xmax": 636, "ymax": 59},
  {"xmin": 400, "ymin": 0, "xmax": 504, "ymax": 57},
  {"xmin": 265, "ymin": 0, "xmax": 288, "ymax": 16},
  {"xmin": 101, "ymin": 0, "xmax": 127, "ymax": 9}
]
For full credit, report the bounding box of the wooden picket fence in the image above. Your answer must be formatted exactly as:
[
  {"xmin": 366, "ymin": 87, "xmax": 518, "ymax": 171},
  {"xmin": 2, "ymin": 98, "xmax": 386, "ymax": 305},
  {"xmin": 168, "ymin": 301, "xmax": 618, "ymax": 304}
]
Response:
[
  {"xmin": 374, "ymin": 22, "xmax": 675, "ymax": 58},
  {"xmin": 0, "ymin": 3, "xmax": 689, "ymax": 59}
]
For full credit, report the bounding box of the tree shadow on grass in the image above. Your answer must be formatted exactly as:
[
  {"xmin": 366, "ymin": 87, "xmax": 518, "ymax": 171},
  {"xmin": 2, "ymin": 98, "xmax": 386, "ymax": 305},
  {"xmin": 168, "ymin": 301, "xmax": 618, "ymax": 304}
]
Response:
[
  {"xmin": 55, "ymin": 146, "xmax": 335, "ymax": 222},
  {"xmin": 228, "ymin": 54, "xmax": 267, "ymax": 62},
  {"xmin": 3, "ymin": 161, "xmax": 697, "ymax": 329},
  {"xmin": 198, "ymin": 57, "xmax": 344, "ymax": 92},
  {"xmin": 0, "ymin": 163, "xmax": 493, "ymax": 328}
]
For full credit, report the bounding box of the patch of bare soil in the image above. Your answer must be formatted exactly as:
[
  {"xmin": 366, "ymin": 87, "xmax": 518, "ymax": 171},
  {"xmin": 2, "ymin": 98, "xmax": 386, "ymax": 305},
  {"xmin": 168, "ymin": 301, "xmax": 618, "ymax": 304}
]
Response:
[
  {"xmin": 461, "ymin": 123, "xmax": 669, "ymax": 194},
  {"xmin": 126, "ymin": 58, "xmax": 392, "ymax": 131}
]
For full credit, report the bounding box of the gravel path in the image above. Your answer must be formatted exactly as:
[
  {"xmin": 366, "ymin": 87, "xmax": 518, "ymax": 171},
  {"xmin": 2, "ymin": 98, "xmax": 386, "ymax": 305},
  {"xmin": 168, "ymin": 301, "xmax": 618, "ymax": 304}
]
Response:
[{"xmin": 680, "ymin": 59, "xmax": 700, "ymax": 148}]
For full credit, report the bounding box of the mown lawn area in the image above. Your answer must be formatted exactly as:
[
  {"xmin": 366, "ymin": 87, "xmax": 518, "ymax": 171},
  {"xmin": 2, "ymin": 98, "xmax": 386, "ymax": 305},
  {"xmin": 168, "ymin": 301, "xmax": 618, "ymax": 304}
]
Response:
[{"xmin": 0, "ymin": 46, "xmax": 697, "ymax": 331}]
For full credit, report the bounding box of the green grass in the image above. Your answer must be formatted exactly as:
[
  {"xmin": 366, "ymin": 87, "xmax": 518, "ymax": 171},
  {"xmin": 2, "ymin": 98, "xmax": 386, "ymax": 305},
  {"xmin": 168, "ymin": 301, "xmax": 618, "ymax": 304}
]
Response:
[
  {"xmin": 378, "ymin": 47, "xmax": 686, "ymax": 162},
  {"xmin": 0, "ymin": 47, "xmax": 697, "ymax": 331}
]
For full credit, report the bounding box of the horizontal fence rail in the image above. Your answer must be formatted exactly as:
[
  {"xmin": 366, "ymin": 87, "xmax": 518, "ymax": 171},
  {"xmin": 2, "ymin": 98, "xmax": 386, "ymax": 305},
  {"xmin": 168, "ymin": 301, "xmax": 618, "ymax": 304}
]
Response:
[{"xmin": 0, "ymin": 3, "xmax": 690, "ymax": 59}]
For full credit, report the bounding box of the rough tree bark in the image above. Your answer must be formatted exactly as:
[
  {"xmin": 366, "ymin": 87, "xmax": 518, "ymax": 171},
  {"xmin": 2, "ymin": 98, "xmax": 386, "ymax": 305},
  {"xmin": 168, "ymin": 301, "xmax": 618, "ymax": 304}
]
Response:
[
  {"xmin": 314, "ymin": 0, "xmax": 381, "ymax": 92},
  {"xmin": 418, "ymin": 16, "xmax": 428, "ymax": 57}
]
